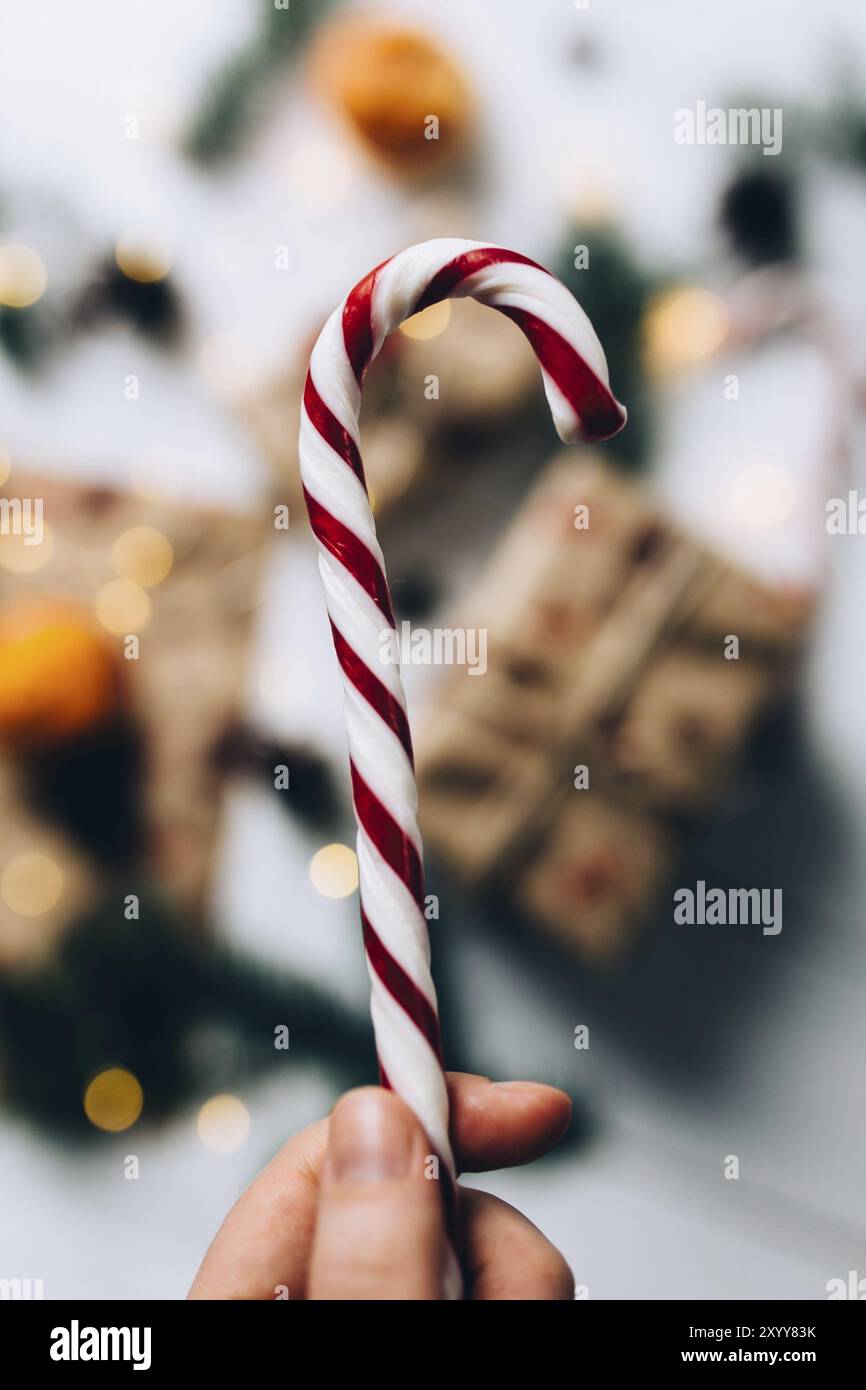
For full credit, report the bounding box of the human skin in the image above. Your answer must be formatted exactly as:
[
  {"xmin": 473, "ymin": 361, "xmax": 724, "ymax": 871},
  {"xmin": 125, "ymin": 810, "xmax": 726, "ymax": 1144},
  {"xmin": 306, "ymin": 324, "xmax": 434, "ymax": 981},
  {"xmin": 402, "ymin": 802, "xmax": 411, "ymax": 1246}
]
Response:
[{"xmin": 189, "ymin": 1072, "xmax": 574, "ymax": 1301}]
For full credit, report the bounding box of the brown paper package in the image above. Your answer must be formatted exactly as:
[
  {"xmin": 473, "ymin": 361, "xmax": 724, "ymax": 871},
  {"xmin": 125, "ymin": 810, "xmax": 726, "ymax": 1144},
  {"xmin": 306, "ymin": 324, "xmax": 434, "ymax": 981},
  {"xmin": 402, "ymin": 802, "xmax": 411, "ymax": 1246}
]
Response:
[{"xmin": 415, "ymin": 455, "xmax": 814, "ymax": 962}]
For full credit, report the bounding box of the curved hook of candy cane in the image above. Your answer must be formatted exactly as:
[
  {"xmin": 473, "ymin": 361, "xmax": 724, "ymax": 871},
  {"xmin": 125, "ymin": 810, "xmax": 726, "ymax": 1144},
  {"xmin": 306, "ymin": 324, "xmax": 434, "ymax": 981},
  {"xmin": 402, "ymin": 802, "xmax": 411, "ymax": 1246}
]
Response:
[{"xmin": 299, "ymin": 240, "xmax": 625, "ymax": 1288}]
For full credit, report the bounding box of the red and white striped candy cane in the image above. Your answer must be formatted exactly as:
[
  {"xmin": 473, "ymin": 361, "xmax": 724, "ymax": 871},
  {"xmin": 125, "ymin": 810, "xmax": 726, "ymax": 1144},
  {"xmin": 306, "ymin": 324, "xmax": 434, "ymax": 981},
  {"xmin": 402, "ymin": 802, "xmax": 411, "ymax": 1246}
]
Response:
[{"xmin": 299, "ymin": 238, "xmax": 625, "ymax": 1261}]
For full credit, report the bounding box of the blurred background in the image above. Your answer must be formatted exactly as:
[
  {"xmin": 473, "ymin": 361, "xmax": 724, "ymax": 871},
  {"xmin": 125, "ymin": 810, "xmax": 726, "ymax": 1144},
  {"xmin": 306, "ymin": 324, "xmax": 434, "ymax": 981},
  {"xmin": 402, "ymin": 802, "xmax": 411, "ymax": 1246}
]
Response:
[{"xmin": 1, "ymin": 0, "xmax": 866, "ymax": 1299}]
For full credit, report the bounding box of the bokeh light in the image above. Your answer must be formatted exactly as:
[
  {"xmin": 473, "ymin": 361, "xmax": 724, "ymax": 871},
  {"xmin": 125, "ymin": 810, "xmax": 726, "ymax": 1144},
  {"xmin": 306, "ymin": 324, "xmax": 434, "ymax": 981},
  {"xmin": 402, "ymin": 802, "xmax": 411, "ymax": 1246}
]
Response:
[
  {"xmin": 643, "ymin": 286, "xmax": 729, "ymax": 377},
  {"xmin": 197, "ymin": 1094, "xmax": 250, "ymax": 1153},
  {"xmin": 94, "ymin": 578, "xmax": 152, "ymax": 634},
  {"xmin": 561, "ymin": 175, "xmax": 620, "ymax": 222},
  {"xmin": 0, "ymin": 523, "xmax": 54, "ymax": 574},
  {"xmin": 0, "ymin": 243, "xmax": 47, "ymax": 307},
  {"xmin": 399, "ymin": 300, "xmax": 452, "ymax": 341},
  {"xmin": 0, "ymin": 444, "xmax": 11, "ymax": 486},
  {"xmin": 115, "ymin": 229, "xmax": 172, "ymax": 284},
  {"xmin": 1, "ymin": 852, "xmax": 63, "ymax": 916},
  {"xmin": 111, "ymin": 526, "xmax": 173, "ymax": 588},
  {"xmin": 309, "ymin": 843, "xmax": 359, "ymax": 898},
  {"xmin": 84, "ymin": 1068, "xmax": 144, "ymax": 1132}
]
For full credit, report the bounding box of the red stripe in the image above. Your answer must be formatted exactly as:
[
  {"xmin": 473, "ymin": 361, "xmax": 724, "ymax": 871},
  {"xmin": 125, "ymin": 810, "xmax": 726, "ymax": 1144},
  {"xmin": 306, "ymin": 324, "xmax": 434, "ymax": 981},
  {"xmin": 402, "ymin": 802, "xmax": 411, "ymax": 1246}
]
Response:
[
  {"xmin": 374, "ymin": 1058, "xmax": 458, "ymax": 1250},
  {"xmin": 305, "ymin": 245, "xmax": 628, "ymax": 1279},
  {"xmin": 344, "ymin": 246, "xmax": 623, "ymax": 446},
  {"xmin": 412, "ymin": 246, "xmax": 625, "ymax": 442},
  {"xmin": 303, "ymin": 486, "xmax": 395, "ymax": 626},
  {"xmin": 365, "ymin": 949, "xmax": 458, "ymax": 1238},
  {"xmin": 303, "ymin": 372, "xmax": 366, "ymax": 488},
  {"xmin": 362, "ymin": 908, "xmax": 443, "ymax": 1061},
  {"xmin": 330, "ymin": 621, "xmax": 414, "ymax": 765},
  {"xmin": 350, "ymin": 761, "xmax": 425, "ymax": 912},
  {"xmin": 413, "ymin": 246, "xmax": 545, "ymax": 311},
  {"xmin": 497, "ymin": 305, "xmax": 625, "ymax": 442},
  {"xmin": 342, "ymin": 257, "xmax": 391, "ymax": 383}
]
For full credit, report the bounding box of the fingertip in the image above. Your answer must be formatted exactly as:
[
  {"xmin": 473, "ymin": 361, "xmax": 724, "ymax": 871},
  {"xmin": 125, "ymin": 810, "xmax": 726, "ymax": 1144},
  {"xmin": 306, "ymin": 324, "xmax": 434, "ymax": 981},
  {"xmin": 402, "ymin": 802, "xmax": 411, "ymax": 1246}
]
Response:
[
  {"xmin": 446, "ymin": 1073, "xmax": 573, "ymax": 1171},
  {"xmin": 447, "ymin": 1072, "xmax": 571, "ymax": 1111},
  {"xmin": 492, "ymin": 1080, "xmax": 572, "ymax": 1139},
  {"xmin": 463, "ymin": 1189, "xmax": 575, "ymax": 1301}
]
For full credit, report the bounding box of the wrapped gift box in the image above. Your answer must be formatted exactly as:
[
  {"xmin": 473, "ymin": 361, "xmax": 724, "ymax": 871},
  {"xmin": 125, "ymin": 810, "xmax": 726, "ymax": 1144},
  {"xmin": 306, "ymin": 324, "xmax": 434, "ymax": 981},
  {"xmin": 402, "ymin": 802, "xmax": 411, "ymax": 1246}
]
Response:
[{"xmin": 415, "ymin": 454, "xmax": 814, "ymax": 961}]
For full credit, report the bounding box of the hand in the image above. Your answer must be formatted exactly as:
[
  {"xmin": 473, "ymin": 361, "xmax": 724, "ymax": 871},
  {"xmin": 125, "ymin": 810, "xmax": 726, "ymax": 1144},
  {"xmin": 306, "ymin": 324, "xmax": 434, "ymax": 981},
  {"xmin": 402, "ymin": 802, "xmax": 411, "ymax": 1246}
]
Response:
[{"xmin": 189, "ymin": 1072, "xmax": 573, "ymax": 1300}]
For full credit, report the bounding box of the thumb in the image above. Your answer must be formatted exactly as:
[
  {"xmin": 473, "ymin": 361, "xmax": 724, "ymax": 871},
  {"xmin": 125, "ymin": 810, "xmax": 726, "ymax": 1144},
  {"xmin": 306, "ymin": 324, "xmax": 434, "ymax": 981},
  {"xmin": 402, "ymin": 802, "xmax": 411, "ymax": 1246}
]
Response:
[{"xmin": 308, "ymin": 1087, "xmax": 450, "ymax": 1300}]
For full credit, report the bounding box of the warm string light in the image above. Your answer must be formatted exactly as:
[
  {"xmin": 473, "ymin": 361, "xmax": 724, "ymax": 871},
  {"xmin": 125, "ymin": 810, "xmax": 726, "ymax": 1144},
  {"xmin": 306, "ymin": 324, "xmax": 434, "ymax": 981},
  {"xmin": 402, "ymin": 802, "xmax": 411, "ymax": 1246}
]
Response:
[
  {"xmin": 115, "ymin": 230, "xmax": 173, "ymax": 284},
  {"xmin": 0, "ymin": 244, "xmax": 47, "ymax": 308},
  {"xmin": 643, "ymin": 286, "xmax": 729, "ymax": 377},
  {"xmin": 0, "ymin": 524, "xmax": 54, "ymax": 574},
  {"xmin": 83, "ymin": 1068, "xmax": 144, "ymax": 1133},
  {"xmin": 197, "ymin": 1094, "xmax": 250, "ymax": 1153},
  {"xmin": 94, "ymin": 578, "xmax": 152, "ymax": 634},
  {"xmin": 399, "ymin": 300, "xmax": 451, "ymax": 341},
  {"xmin": 562, "ymin": 176, "xmax": 620, "ymax": 222},
  {"xmin": 1, "ymin": 852, "xmax": 63, "ymax": 916},
  {"xmin": 309, "ymin": 843, "xmax": 359, "ymax": 898},
  {"xmin": 111, "ymin": 526, "xmax": 173, "ymax": 588}
]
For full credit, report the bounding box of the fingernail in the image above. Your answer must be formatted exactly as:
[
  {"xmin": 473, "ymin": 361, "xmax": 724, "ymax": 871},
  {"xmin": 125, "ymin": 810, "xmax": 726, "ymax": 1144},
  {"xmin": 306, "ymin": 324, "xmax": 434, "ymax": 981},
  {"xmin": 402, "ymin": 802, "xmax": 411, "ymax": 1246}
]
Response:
[{"xmin": 328, "ymin": 1089, "xmax": 414, "ymax": 1183}]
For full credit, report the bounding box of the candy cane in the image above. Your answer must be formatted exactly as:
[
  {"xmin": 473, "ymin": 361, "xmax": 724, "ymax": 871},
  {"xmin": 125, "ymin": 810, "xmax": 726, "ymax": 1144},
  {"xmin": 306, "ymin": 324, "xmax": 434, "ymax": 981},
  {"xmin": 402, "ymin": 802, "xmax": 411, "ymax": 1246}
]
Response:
[{"xmin": 299, "ymin": 239, "xmax": 625, "ymax": 1282}]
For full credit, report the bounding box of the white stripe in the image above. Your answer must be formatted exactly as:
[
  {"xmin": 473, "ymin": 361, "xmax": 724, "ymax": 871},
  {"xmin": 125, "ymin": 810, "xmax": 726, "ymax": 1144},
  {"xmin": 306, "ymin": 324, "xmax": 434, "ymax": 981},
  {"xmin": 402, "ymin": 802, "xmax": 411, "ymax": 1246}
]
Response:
[
  {"xmin": 325, "ymin": 600, "xmax": 407, "ymax": 710},
  {"xmin": 369, "ymin": 983, "xmax": 454, "ymax": 1173},
  {"xmin": 458, "ymin": 262, "xmax": 610, "ymax": 384},
  {"xmin": 357, "ymin": 826, "xmax": 429, "ymax": 964},
  {"xmin": 345, "ymin": 696, "xmax": 420, "ymax": 848},
  {"xmin": 299, "ymin": 237, "xmax": 623, "ymax": 1229},
  {"xmin": 370, "ymin": 240, "xmax": 481, "ymax": 348},
  {"xmin": 357, "ymin": 841, "xmax": 435, "ymax": 1007},
  {"xmin": 318, "ymin": 550, "xmax": 395, "ymax": 638},
  {"xmin": 308, "ymin": 309, "xmax": 361, "ymax": 432},
  {"xmin": 300, "ymin": 413, "xmax": 384, "ymax": 562}
]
